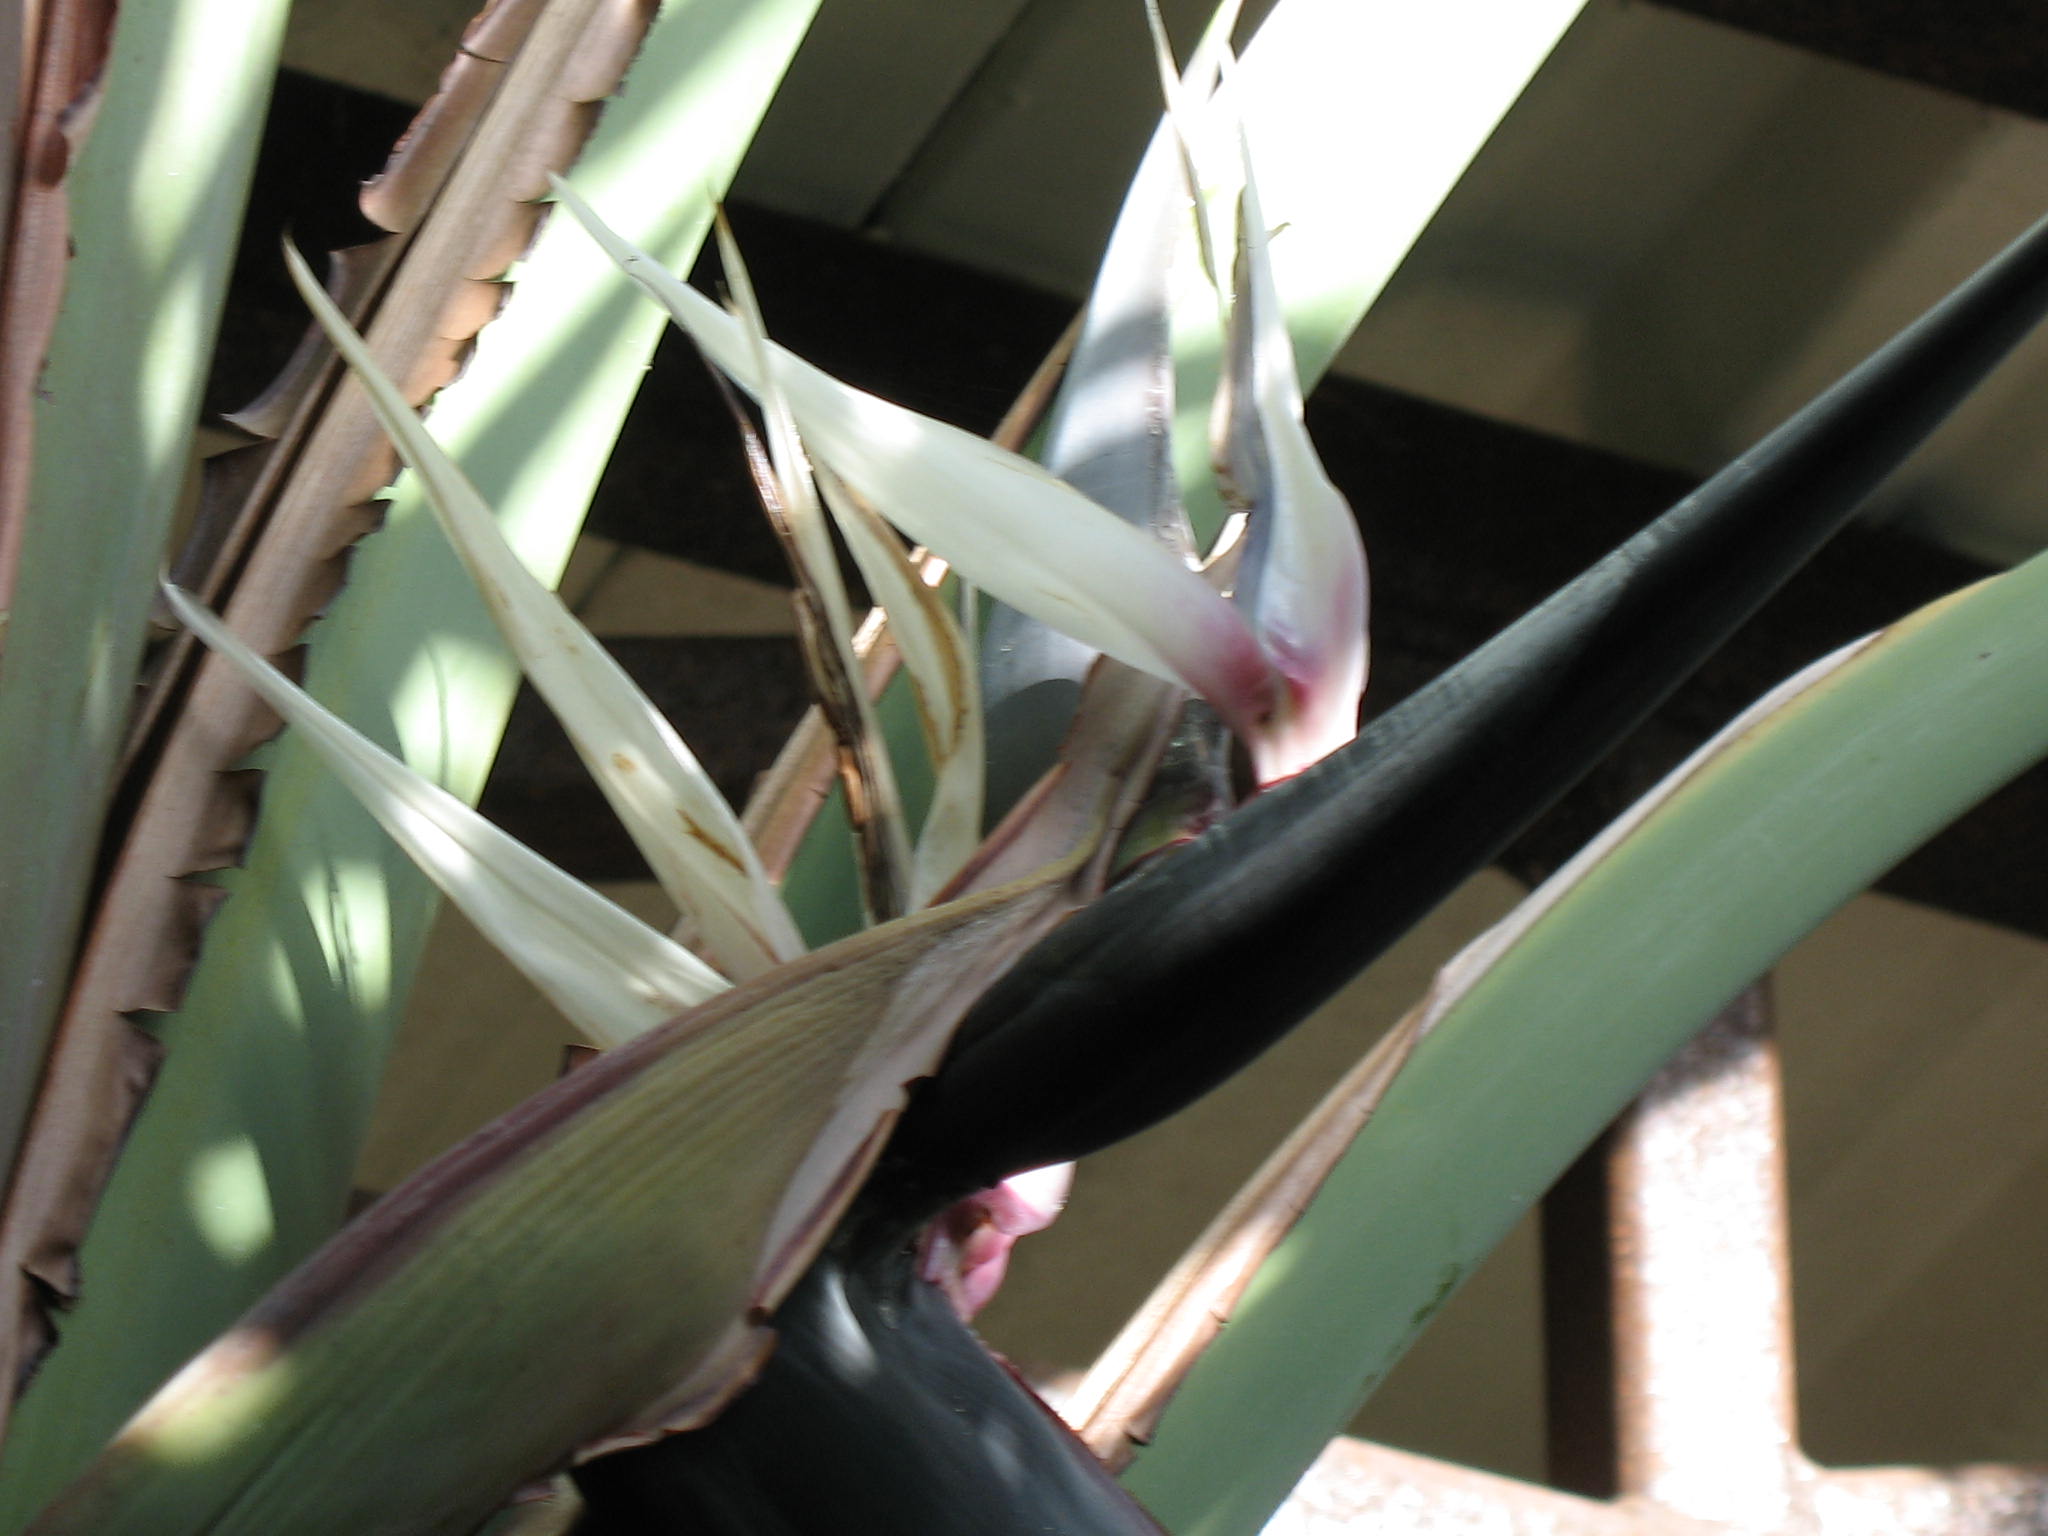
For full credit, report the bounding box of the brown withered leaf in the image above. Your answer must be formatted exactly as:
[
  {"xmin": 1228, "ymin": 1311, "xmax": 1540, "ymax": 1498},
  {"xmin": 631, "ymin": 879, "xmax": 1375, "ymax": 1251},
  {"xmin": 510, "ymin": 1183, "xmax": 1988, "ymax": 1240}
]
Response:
[
  {"xmin": 0, "ymin": 0, "xmax": 658, "ymax": 1434},
  {"xmin": 1064, "ymin": 1011, "xmax": 1423, "ymax": 1469}
]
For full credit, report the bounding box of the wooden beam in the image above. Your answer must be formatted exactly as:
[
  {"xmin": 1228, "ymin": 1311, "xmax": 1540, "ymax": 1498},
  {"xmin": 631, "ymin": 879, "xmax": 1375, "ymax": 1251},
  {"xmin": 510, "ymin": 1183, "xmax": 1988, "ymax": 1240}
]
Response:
[{"xmin": 1653, "ymin": 2, "xmax": 2048, "ymax": 124}]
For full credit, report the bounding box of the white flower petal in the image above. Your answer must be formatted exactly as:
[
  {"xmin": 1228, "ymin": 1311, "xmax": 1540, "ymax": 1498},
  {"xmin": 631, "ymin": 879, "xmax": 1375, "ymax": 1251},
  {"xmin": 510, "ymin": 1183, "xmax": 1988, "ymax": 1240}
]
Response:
[
  {"xmin": 167, "ymin": 583, "xmax": 727, "ymax": 1047},
  {"xmin": 283, "ymin": 242, "xmax": 803, "ymax": 977},
  {"xmin": 552, "ymin": 177, "xmax": 1283, "ymax": 744}
]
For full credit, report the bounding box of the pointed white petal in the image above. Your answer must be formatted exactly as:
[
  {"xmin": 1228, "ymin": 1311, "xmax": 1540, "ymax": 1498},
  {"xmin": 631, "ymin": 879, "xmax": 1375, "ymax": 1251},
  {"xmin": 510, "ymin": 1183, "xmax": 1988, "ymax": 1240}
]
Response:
[
  {"xmin": 813, "ymin": 470, "xmax": 985, "ymax": 905},
  {"xmin": 712, "ymin": 212, "xmax": 859, "ymax": 646},
  {"xmin": 166, "ymin": 584, "xmax": 728, "ymax": 1048},
  {"xmin": 710, "ymin": 219, "xmax": 916, "ymax": 909},
  {"xmin": 1219, "ymin": 104, "xmax": 1369, "ymax": 781},
  {"xmin": 283, "ymin": 242, "xmax": 804, "ymax": 977},
  {"xmin": 551, "ymin": 177, "xmax": 1283, "ymax": 744},
  {"xmin": 1144, "ymin": 0, "xmax": 1248, "ymax": 295}
]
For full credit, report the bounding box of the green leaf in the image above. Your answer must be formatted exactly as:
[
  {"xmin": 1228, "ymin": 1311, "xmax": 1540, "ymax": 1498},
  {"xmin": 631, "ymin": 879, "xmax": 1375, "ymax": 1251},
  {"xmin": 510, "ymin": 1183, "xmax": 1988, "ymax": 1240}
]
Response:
[
  {"xmin": 0, "ymin": 1, "xmax": 827, "ymax": 1520},
  {"xmin": 0, "ymin": 0, "xmax": 291, "ymax": 1197},
  {"xmin": 26, "ymin": 853, "xmax": 1089, "ymax": 1536},
  {"xmin": 1123, "ymin": 535, "xmax": 2048, "ymax": 1536}
]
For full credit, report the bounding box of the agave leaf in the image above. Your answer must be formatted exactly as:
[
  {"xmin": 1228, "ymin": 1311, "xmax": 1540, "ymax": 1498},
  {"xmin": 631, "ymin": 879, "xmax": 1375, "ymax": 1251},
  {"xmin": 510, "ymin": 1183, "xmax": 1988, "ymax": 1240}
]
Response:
[
  {"xmin": 550, "ymin": 175, "xmax": 1284, "ymax": 746},
  {"xmin": 164, "ymin": 584, "xmax": 726, "ymax": 1047},
  {"xmin": 280, "ymin": 240, "xmax": 801, "ymax": 980},
  {"xmin": 25, "ymin": 849, "xmax": 1094, "ymax": 1536},
  {"xmin": 0, "ymin": 0, "xmax": 287, "ymax": 1230},
  {"xmin": 889, "ymin": 200, "xmax": 2048, "ymax": 1192},
  {"xmin": 1124, "ymin": 539, "xmax": 2048, "ymax": 1536},
  {"xmin": 155, "ymin": 0, "xmax": 563, "ymax": 636},
  {"xmin": 0, "ymin": 2, "xmax": 825, "ymax": 1511}
]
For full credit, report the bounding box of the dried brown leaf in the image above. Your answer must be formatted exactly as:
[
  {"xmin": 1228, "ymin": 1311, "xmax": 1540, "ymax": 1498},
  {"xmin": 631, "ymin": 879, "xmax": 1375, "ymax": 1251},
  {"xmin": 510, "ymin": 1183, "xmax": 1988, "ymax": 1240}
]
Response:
[{"xmin": 1065, "ymin": 1011, "xmax": 1424, "ymax": 1468}]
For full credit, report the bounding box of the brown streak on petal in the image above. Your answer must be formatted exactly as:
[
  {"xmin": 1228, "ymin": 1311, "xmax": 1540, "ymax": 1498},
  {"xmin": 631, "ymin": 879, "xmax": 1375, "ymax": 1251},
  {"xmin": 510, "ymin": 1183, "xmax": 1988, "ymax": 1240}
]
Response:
[
  {"xmin": 677, "ymin": 811, "xmax": 750, "ymax": 878},
  {"xmin": 739, "ymin": 317, "xmax": 1079, "ymax": 877}
]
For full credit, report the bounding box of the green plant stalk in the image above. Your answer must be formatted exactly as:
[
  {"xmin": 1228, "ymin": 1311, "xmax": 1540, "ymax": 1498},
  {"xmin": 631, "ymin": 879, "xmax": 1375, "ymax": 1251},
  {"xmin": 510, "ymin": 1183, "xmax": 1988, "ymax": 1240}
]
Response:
[
  {"xmin": 0, "ymin": 0, "xmax": 823, "ymax": 1522},
  {"xmin": 1123, "ymin": 554, "xmax": 2048, "ymax": 1534},
  {"xmin": 0, "ymin": 0, "xmax": 290, "ymax": 1192}
]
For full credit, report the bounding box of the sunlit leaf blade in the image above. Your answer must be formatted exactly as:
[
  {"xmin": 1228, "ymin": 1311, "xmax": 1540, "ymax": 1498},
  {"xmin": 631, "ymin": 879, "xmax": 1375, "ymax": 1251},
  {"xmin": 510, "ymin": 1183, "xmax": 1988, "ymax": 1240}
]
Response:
[
  {"xmin": 0, "ymin": 1, "xmax": 828, "ymax": 1517},
  {"xmin": 164, "ymin": 585, "xmax": 725, "ymax": 1048},
  {"xmin": 1125, "ymin": 537, "xmax": 2048, "ymax": 1536},
  {"xmin": 889, "ymin": 203, "xmax": 2048, "ymax": 1193},
  {"xmin": 281, "ymin": 242, "xmax": 801, "ymax": 981},
  {"xmin": 1217, "ymin": 118, "xmax": 1369, "ymax": 782},
  {"xmin": 814, "ymin": 471, "xmax": 984, "ymax": 906},
  {"xmin": 0, "ymin": 0, "xmax": 286, "ymax": 1200},
  {"xmin": 572, "ymin": 1233, "xmax": 1166, "ymax": 1536},
  {"xmin": 550, "ymin": 175, "xmax": 1283, "ymax": 744},
  {"xmin": 26, "ymin": 855, "xmax": 1090, "ymax": 1536}
]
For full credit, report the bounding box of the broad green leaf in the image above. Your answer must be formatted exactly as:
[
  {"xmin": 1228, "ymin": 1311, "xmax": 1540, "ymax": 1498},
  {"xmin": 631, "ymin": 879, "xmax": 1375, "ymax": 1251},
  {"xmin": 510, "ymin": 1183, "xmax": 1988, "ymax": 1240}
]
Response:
[
  {"xmin": 0, "ymin": 2, "xmax": 827, "ymax": 1521},
  {"xmin": 164, "ymin": 585, "xmax": 725, "ymax": 1047},
  {"xmin": 1124, "ymin": 544, "xmax": 2048, "ymax": 1536},
  {"xmin": 0, "ymin": 0, "xmax": 291, "ymax": 1202},
  {"xmin": 551, "ymin": 176, "xmax": 1285, "ymax": 746},
  {"xmin": 280, "ymin": 241, "xmax": 801, "ymax": 981},
  {"xmin": 1172, "ymin": 0, "xmax": 1592, "ymax": 470},
  {"xmin": 26, "ymin": 852, "xmax": 1089, "ymax": 1536}
]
